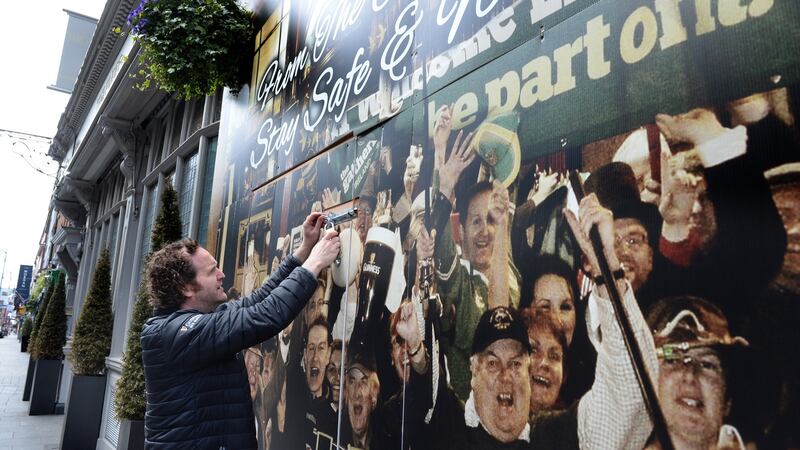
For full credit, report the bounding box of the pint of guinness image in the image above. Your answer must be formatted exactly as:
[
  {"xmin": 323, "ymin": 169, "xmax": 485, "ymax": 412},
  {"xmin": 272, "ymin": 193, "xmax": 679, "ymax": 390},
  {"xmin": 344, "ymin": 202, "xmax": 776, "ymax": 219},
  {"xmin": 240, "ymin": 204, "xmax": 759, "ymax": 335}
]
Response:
[{"xmin": 351, "ymin": 227, "xmax": 396, "ymax": 349}]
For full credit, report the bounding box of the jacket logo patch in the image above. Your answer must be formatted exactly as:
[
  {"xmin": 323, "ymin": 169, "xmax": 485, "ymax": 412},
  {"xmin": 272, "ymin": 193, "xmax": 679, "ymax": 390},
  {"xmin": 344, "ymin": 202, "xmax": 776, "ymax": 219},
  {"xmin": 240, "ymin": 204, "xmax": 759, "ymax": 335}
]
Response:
[{"xmin": 180, "ymin": 314, "xmax": 203, "ymax": 332}]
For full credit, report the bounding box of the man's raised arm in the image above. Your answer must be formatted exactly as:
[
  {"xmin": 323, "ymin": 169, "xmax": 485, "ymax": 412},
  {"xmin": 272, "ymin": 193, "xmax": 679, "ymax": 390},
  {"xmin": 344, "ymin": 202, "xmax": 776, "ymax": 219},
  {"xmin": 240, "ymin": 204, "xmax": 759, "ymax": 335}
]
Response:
[{"xmin": 235, "ymin": 212, "xmax": 325, "ymax": 309}]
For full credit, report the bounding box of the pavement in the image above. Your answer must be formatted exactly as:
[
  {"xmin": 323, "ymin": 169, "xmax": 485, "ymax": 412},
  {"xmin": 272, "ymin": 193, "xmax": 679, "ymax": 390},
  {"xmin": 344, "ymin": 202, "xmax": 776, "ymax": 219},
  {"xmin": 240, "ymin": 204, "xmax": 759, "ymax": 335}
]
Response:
[{"xmin": 0, "ymin": 333, "xmax": 63, "ymax": 450}]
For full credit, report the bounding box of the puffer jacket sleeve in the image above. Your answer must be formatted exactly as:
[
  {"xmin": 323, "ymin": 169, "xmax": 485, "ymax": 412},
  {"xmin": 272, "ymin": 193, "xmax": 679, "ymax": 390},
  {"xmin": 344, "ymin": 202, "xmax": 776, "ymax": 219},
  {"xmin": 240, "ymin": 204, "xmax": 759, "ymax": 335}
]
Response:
[
  {"xmin": 161, "ymin": 265, "xmax": 317, "ymax": 371},
  {"xmin": 231, "ymin": 254, "xmax": 303, "ymax": 309}
]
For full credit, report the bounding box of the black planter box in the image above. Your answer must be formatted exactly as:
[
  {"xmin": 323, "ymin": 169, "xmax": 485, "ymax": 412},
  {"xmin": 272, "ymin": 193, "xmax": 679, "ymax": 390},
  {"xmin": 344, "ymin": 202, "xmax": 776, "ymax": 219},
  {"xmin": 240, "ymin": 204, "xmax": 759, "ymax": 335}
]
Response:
[
  {"xmin": 22, "ymin": 356, "xmax": 35, "ymax": 401},
  {"xmin": 118, "ymin": 419, "xmax": 145, "ymax": 450},
  {"xmin": 29, "ymin": 359, "xmax": 62, "ymax": 415},
  {"xmin": 61, "ymin": 374, "xmax": 107, "ymax": 450},
  {"xmin": 20, "ymin": 335, "xmax": 29, "ymax": 352}
]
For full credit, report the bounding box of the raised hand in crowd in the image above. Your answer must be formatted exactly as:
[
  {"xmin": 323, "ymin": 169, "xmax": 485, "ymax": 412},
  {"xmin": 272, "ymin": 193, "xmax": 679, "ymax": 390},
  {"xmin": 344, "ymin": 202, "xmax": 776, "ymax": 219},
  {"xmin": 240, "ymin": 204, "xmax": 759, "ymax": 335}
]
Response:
[
  {"xmin": 656, "ymin": 108, "xmax": 726, "ymax": 147},
  {"xmin": 373, "ymin": 190, "xmax": 392, "ymax": 226},
  {"xmin": 563, "ymin": 194, "xmax": 626, "ymax": 298},
  {"xmin": 394, "ymin": 301, "xmax": 427, "ymax": 374},
  {"xmin": 488, "ymin": 180, "xmax": 511, "ymax": 226},
  {"xmin": 530, "ymin": 168, "xmax": 561, "ymax": 206},
  {"xmin": 321, "ymin": 187, "xmax": 342, "ymax": 210},
  {"xmin": 488, "ymin": 180, "xmax": 512, "ymax": 309},
  {"xmin": 403, "ymin": 145, "xmax": 423, "ymax": 200},
  {"xmin": 379, "ymin": 145, "xmax": 393, "ymax": 174},
  {"xmin": 727, "ymin": 92, "xmax": 772, "ymax": 126},
  {"xmin": 432, "ymin": 104, "xmax": 453, "ymax": 162},
  {"xmin": 301, "ymin": 228, "xmax": 341, "ymax": 277},
  {"xmin": 658, "ymin": 149, "xmax": 702, "ymax": 242},
  {"xmin": 439, "ymin": 129, "xmax": 476, "ymax": 204}
]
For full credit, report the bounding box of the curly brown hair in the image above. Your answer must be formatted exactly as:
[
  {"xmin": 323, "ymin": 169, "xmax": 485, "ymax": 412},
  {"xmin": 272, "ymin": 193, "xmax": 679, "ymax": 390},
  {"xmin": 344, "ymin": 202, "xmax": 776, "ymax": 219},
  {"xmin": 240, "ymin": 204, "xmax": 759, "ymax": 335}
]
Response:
[{"xmin": 146, "ymin": 238, "xmax": 199, "ymax": 310}]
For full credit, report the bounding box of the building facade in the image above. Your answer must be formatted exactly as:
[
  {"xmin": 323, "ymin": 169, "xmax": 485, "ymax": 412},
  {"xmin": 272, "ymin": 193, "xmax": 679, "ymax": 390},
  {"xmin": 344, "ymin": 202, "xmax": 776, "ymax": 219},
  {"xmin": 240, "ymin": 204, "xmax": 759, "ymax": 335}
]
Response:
[{"xmin": 44, "ymin": 0, "xmax": 222, "ymax": 447}]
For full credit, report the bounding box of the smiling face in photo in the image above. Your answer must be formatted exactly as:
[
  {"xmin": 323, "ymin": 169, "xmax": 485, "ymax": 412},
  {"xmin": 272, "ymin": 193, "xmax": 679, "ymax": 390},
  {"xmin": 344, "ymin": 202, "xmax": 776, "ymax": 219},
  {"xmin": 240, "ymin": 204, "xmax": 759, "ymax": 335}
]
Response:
[
  {"xmin": 346, "ymin": 365, "xmax": 379, "ymax": 441},
  {"xmin": 326, "ymin": 347, "xmax": 342, "ymax": 404},
  {"xmin": 304, "ymin": 324, "xmax": 330, "ymax": 398},
  {"xmin": 659, "ymin": 347, "xmax": 728, "ymax": 448},
  {"xmin": 613, "ymin": 218, "xmax": 653, "ymax": 292},
  {"xmin": 471, "ymin": 339, "xmax": 530, "ymax": 443},
  {"xmin": 463, "ymin": 190, "xmax": 496, "ymax": 273},
  {"xmin": 531, "ymin": 274, "xmax": 576, "ymax": 345},
  {"xmin": 527, "ymin": 325, "xmax": 564, "ymax": 413}
]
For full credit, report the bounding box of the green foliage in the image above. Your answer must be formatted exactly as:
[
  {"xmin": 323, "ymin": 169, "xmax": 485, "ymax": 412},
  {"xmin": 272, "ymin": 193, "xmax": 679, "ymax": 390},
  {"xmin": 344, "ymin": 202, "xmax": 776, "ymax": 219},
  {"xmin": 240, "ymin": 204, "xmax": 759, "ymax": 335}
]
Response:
[
  {"xmin": 114, "ymin": 284, "xmax": 151, "ymax": 420},
  {"xmin": 20, "ymin": 316, "xmax": 33, "ymax": 338},
  {"xmin": 70, "ymin": 249, "xmax": 114, "ymax": 376},
  {"xmin": 28, "ymin": 276, "xmax": 55, "ymax": 356},
  {"xmin": 115, "ymin": 182, "xmax": 184, "ymax": 419},
  {"xmin": 33, "ymin": 275, "xmax": 67, "ymax": 360},
  {"xmin": 151, "ymin": 183, "xmax": 183, "ymax": 252},
  {"xmin": 126, "ymin": 0, "xmax": 253, "ymax": 99},
  {"xmin": 29, "ymin": 275, "xmax": 48, "ymax": 306}
]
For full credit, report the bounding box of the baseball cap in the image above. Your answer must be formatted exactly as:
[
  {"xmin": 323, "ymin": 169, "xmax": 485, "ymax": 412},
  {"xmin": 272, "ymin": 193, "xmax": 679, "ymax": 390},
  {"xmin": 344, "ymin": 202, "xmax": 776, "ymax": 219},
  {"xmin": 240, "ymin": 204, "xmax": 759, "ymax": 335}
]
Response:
[{"xmin": 471, "ymin": 306, "xmax": 532, "ymax": 355}]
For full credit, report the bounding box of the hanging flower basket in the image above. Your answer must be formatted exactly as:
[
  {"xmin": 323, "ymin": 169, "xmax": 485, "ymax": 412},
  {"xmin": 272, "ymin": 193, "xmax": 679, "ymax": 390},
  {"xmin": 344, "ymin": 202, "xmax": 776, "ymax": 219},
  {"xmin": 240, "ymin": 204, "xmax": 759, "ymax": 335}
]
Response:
[{"xmin": 121, "ymin": 0, "xmax": 253, "ymax": 99}]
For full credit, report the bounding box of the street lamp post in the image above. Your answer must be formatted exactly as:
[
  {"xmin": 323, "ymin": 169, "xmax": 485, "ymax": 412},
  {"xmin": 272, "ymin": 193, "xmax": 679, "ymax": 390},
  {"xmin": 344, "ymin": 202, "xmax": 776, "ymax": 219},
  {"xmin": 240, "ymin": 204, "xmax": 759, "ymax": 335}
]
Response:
[{"xmin": 0, "ymin": 249, "xmax": 7, "ymax": 291}]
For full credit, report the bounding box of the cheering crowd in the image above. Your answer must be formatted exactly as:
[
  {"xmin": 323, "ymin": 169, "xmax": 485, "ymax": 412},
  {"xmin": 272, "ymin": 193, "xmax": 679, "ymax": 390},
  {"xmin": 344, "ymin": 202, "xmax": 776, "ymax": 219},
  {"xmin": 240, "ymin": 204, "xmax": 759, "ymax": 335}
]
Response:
[{"xmin": 240, "ymin": 87, "xmax": 799, "ymax": 450}]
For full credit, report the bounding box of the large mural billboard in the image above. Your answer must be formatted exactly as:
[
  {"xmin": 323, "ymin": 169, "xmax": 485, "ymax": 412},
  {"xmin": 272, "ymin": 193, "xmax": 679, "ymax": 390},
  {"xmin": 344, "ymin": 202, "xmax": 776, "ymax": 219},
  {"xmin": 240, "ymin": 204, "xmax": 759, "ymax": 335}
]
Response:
[{"xmin": 206, "ymin": 0, "xmax": 800, "ymax": 448}]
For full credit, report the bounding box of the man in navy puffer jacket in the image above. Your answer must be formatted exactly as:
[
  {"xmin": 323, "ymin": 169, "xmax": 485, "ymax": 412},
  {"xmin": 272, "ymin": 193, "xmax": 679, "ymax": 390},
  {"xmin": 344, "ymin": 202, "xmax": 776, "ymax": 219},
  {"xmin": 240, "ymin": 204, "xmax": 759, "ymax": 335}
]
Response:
[{"xmin": 141, "ymin": 212, "xmax": 340, "ymax": 449}]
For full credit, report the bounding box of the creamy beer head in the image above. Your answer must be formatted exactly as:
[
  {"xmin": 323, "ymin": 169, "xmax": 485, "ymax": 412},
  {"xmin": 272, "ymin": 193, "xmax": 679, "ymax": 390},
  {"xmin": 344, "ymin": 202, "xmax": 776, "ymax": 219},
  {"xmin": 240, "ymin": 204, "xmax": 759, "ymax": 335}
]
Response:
[{"xmin": 331, "ymin": 227, "xmax": 362, "ymax": 288}]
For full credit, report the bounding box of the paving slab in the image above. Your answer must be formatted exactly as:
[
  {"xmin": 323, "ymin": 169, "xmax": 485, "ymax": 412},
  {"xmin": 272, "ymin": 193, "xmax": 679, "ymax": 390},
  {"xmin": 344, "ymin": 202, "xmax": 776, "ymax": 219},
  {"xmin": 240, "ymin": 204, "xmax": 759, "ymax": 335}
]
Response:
[{"xmin": 0, "ymin": 334, "xmax": 64, "ymax": 450}]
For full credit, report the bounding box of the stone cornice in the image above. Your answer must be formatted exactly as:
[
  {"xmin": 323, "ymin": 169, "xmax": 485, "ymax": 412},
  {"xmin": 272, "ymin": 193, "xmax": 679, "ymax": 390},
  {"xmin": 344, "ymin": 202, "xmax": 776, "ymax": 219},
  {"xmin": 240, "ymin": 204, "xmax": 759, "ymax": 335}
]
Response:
[{"xmin": 47, "ymin": 0, "xmax": 136, "ymax": 162}]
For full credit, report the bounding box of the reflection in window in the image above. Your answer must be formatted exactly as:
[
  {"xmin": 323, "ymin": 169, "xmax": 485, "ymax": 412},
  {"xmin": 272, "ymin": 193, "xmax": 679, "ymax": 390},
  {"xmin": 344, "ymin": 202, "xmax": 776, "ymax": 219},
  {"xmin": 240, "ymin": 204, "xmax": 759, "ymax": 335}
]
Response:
[
  {"xmin": 107, "ymin": 213, "xmax": 118, "ymax": 264},
  {"xmin": 180, "ymin": 152, "xmax": 199, "ymax": 237},
  {"xmin": 198, "ymin": 138, "xmax": 218, "ymax": 247},
  {"xmin": 139, "ymin": 185, "xmax": 158, "ymax": 273}
]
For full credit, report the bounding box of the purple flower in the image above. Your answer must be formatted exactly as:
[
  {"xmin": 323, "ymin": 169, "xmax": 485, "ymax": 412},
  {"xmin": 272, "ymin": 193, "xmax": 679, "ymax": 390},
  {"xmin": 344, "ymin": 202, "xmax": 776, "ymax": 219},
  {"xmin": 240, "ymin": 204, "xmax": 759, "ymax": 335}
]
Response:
[{"xmin": 127, "ymin": 0, "xmax": 156, "ymax": 32}]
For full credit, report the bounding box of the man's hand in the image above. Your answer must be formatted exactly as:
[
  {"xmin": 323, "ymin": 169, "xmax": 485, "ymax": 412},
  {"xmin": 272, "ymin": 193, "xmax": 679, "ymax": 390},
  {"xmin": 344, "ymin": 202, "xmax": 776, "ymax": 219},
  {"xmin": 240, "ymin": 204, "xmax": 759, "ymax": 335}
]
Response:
[
  {"xmin": 403, "ymin": 145, "xmax": 423, "ymax": 199},
  {"xmin": 395, "ymin": 301, "xmax": 421, "ymax": 352},
  {"xmin": 728, "ymin": 92, "xmax": 771, "ymax": 126},
  {"xmin": 294, "ymin": 212, "xmax": 325, "ymax": 262},
  {"xmin": 302, "ymin": 229, "xmax": 341, "ymax": 277},
  {"xmin": 433, "ymin": 104, "xmax": 453, "ymax": 159},
  {"xmin": 659, "ymin": 150, "xmax": 701, "ymax": 240},
  {"xmin": 322, "ymin": 188, "xmax": 342, "ymax": 210},
  {"xmin": 396, "ymin": 300, "xmax": 428, "ymax": 375},
  {"xmin": 380, "ymin": 146, "xmax": 393, "ymax": 174},
  {"xmin": 488, "ymin": 181, "xmax": 510, "ymax": 226},
  {"xmin": 530, "ymin": 170, "xmax": 560, "ymax": 206},
  {"xmin": 439, "ymin": 129, "xmax": 476, "ymax": 204},
  {"xmin": 563, "ymin": 194, "xmax": 620, "ymax": 277},
  {"xmin": 655, "ymin": 108, "xmax": 725, "ymax": 147}
]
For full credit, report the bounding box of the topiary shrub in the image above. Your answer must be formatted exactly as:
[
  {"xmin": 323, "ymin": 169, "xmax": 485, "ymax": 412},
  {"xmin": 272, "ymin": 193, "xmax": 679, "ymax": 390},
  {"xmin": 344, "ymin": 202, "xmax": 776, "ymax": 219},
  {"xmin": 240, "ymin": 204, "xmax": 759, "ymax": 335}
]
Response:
[
  {"xmin": 34, "ymin": 275, "xmax": 67, "ymax": 360},
  {"xmin": 20, "ymin": 316, "xmax": 33, "ymax": 338},
  {"xmin": 70, "ymin": 249, "xmax": 114, "ymax": 375},
  {"xmin": 28, "ymin": 276, "xmax": 55, "ymax": 357},
  {"xmin": 115, "ymin": 183, "xmax": 183, "ymax": 420},
  {"xmin": 150, "ymin": 182, "xmax": 182, "ymax": 253},
  {"xmin": 113, "ymin": 285, "xmax": 151, "ymax": 420}
]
